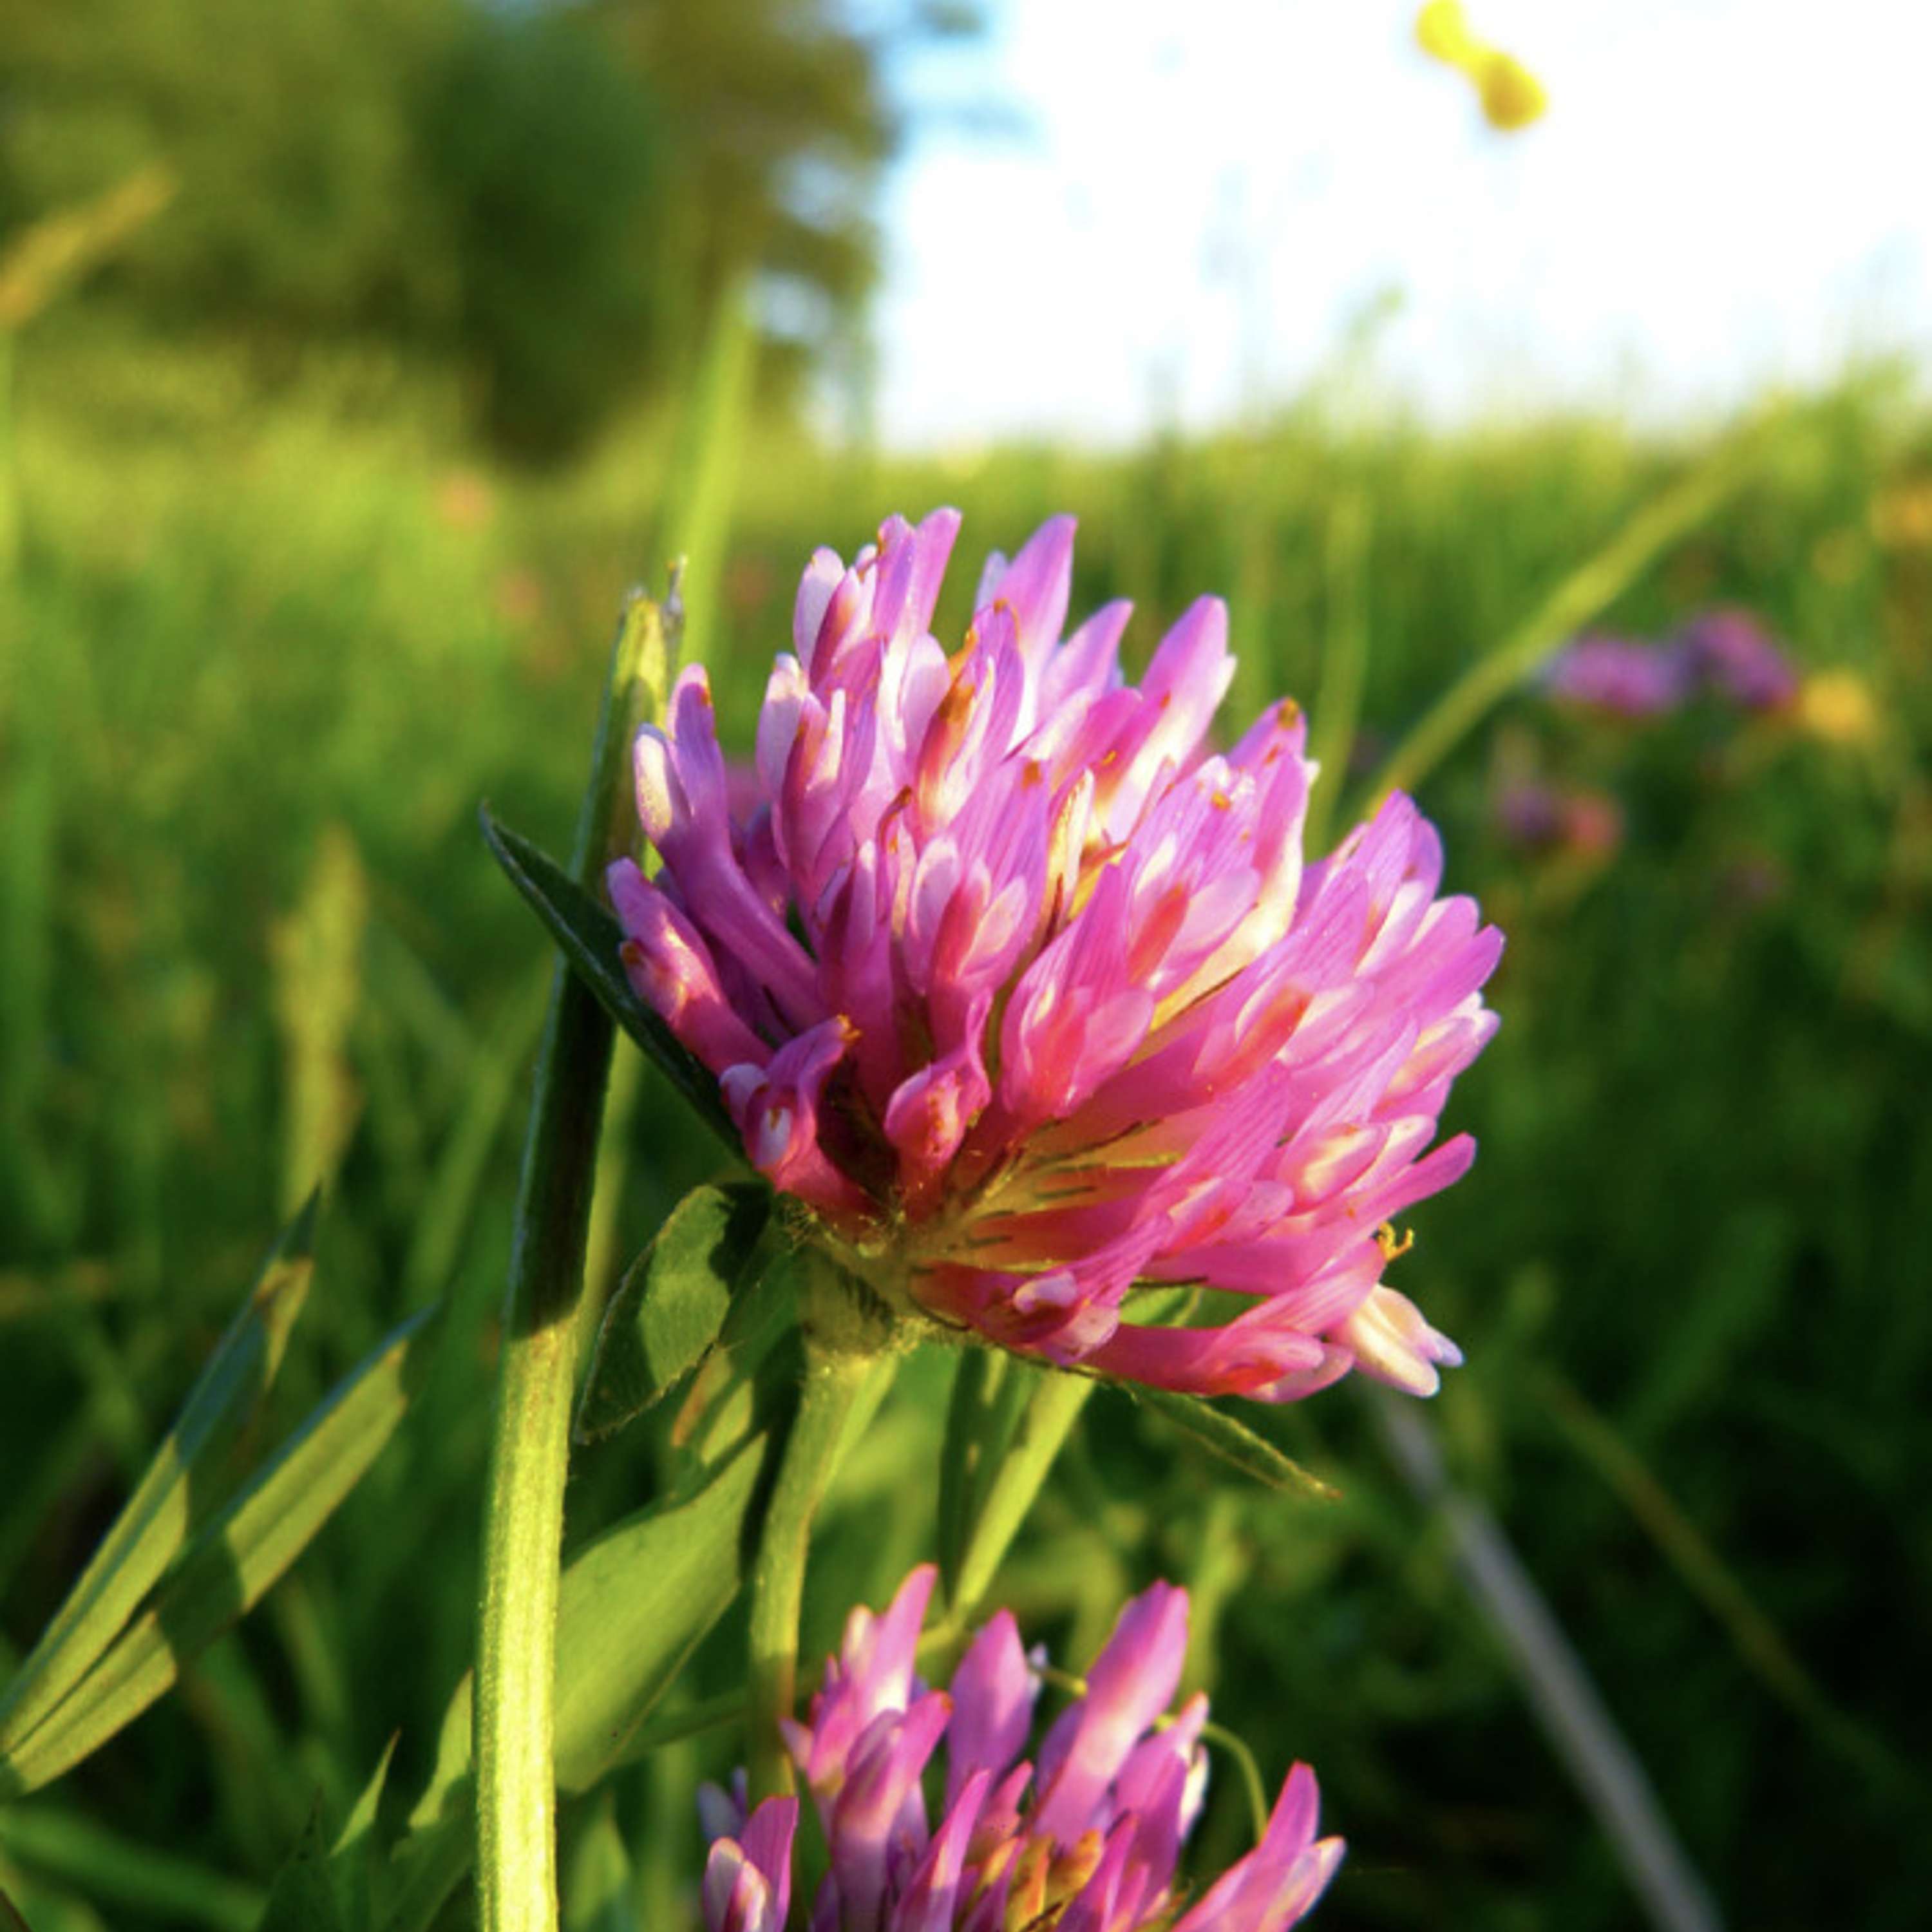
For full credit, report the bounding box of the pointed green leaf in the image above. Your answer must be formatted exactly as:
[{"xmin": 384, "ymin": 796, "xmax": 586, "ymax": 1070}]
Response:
[
  {"xmin": 576, "ymin": 1184, "xmax": 770, "ymax": 1442},
  {"xmin": 480, "ymin": 810, "xmax": 736, "ymax": 1148},
  {"xmin": 0, "ymin": 1200, "xmax": 319, "ymax": 1759},
  {"xmin": 569, "ymin": 1428, "xmax": 768, "ymax": 1790},
  {"xmin": 1, "ymin": 1305, "xmax": 435, "ymax": 1797},
  {"xmin": 327, "ymin": 1734, "xmax": 397, "ymax": 1932},
  {"xmin": 256, "ymin": 1806, "xmax": 343, "ymax": 1932},
  {"xmin": 1130, "ymin": 1386, "xmax": 1339, "ymax": 1501}
]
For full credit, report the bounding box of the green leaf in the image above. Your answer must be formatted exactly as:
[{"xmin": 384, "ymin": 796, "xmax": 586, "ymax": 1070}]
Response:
[
  {"xmin": 0, "ymin": 1200, "xmax": 318, "ymax": 1761},
  {"xmin": 327, "ymin": 1734, "xmax": 397, "ymax": 1932},
  {"xmin": 1130, "ymin": 1386, "xmax": 1339, "ymax": 1501},
  {"xmin": 1, "ymin": 1305, "xmax": 435, "ymax": 1797},
  {"xmin": 384, "ymin": 1429, "xmax": 773, "ymax": 1932},
  {"xmin": 479, "ymin": 810, "xmax": 737, "ymax": 1148},
  {"xmin": 256, "ymin": 1806, "xmax": 344, "ymax": 1932},
  {"xmin": 560, "ymin": 1431, "xmax": 769, "ymax": 1788},
  {"xmin": 576, "ymin": 1183, "xmax": 770, "ymax": 1443}
]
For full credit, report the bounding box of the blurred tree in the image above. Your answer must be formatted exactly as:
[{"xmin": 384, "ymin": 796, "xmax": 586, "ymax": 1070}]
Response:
[
  {"xmin": 0, "ymin": 0, "xmax": 975, "ymax": 455},
  {"xmin": 585, "ymin": 0, "xmax": 893, "ymax": 397},
  {"xmin": 419, "ymin": 5, "xmax": 665, "ymax": 456},
  {"xmin": 0, "ymin": 0, "xmax": 457, "ymax": 337}
]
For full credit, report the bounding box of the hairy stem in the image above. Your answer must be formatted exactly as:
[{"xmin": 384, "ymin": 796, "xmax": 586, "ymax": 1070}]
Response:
[
  {"xmin": 473, "ymin": 596, "xmax": 660, "ymax": 1932},
  {"xmin": 744, "ymin": 1265, "xmax": 895, "ymax": 1802}
]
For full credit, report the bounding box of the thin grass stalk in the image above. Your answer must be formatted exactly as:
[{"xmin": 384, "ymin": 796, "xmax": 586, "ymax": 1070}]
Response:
[
  {"xmin": 1364, "ymin": 415, "xmax": 1783, "ymax": 808},
  {"xmin": 1374, "ymin": 1393, "xmax": 1723, "ymax": 1932},
  {"xmin": 1303, "ymin": 486, "xmax": 1370, "ymax": 854}
]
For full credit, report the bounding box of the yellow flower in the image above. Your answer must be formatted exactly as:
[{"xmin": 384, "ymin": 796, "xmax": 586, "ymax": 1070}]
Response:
[
  {"xmin": 1479, "ymin": 53, "xmax": 1548, "ymax": 130},
  {"xmin": 1416, "ymin": 0, "xmax": 1478, "ymax": 64},
  {"xmin": 1796, "ymin": 670, "xmax": 1880, "ymax": 747},
  {"xmin": 1416, "ymin": 2, "xmax": 1548, "ymax": 131}
]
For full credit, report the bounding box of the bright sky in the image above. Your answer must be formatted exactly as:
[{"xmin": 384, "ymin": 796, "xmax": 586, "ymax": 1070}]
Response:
[{"xmin": 868, "ymin": 0, "xmax": 1932, "ymax": 449}]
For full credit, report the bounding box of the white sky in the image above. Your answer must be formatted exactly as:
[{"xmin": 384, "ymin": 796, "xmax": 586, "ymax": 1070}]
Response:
[{"xmin": 866, "ymin": 0, "xmax": 1932, "ymax": 449}]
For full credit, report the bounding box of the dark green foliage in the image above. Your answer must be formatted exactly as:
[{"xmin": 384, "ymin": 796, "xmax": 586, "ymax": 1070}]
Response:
[
  {"xmin": 0, "ymin": 0, "xmax": 458, "ymax": 335},
  {"xmin": 0, "ymin": 0, "xmax": 911, "ymax": 453},
  {"xmin": 420, "ymin": 8, "xmax": 664, "ymax": 457}
]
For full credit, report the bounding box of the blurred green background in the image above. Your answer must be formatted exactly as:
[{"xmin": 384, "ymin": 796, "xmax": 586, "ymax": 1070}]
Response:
[{"xmin": 3, "ymin": 3, "xmax": 1930, "ymax": 1929}]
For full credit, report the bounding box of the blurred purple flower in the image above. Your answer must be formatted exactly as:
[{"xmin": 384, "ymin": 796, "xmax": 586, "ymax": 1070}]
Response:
[
  {"xmin": 1493, "ymin": 781, "xmax": 1624, "ymax": 860},
  {"xmin": 1543, "ymin": 634, "xmax": 1692, "ymax": 716},
  {"xmin": 1677, "ymin": 609, "xmax": 1799, "ymax": 712},
  {"xmin": 611, "ymin": 511, "xmax": 1500, "ymax": 1402},
  {"xmin": 701, "ymin": 1564, "xmax": 1343, "ymax": 1932},
  {"xmin": 1492, "ymin": 780, "xmax": 1567, "ymax": 848}
]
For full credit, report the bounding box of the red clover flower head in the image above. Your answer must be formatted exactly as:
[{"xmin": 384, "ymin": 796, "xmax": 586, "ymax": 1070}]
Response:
[
  {"xmin": 700, "ymin": 1564, "xmax": 1343, "ymax": 1932},
  {"xmin": 611, "ymin": 511, "xmax": 1501, "ymax": 1401}
]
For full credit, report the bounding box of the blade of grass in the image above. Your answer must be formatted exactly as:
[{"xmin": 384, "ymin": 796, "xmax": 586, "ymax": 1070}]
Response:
[
  {"xmin": 1373, "ymin": 1392, "xmax": 1721, "ymax": 1932},
  {"xmin": 1539, "ymin": 1368, "xmax": 1926, "ymax": 1803},
  {"xmin": 1129, "ymin": 1386, "xmax": 1339, "ymax": 1502},
  {"xmin": 472, "ymin": 592, "xmax": 657, "ymax": 1932},
  {"xmin": 0, "ymin": 1202, "xmax": 317, "ymax": 1760},
  {"xmin": 1, "ymin": 1305, "xmax": 435, "ymax": 1797},
  {"xmin": 1364, "ymin": 413, "xmax": 1784, "ymax": 808},
  {"xmin": 1303, "ymin": 486, "xmax": 1370, "ymax": 854},
  {"xmin": 400, "ymin": 967, "xmax": 551, "ymax": 1311},
  {"xmin": 658, "ymin": 279, "xmax": 756, "ymax": 676}
]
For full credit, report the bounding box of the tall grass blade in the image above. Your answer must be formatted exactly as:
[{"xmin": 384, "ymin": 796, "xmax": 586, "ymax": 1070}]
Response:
[
  {"xmin": 1365, "ymin": 414, "xmax": 1783, "ymax": 807},
  {"xmin": 658, "ymin": 279, "xmax": 757, "ymax": 676},
  {"xmin": 1303, "ymin": 486, "xmax": 1370, "ymax": 853},
  {"xmin": 0, "ymin": 1202, "xmax": 318, "ymax": 1759},
  {"xmin": 1540, "ymin": 1370, "xmax": 1925, "ymax": 1802},
  {"xmin": 1, "ymin": 1304, "xmax": 435, "ymax": 1797},
  {"xmin": 1375, "ymin": 1394, "xmax": 1723, "ymax": 1932}
]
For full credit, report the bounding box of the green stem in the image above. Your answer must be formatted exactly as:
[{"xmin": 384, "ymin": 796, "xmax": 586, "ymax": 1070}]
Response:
[
  {"xmin": 473, "ymin": 600, "xmax": 657, "ymax": 1932},
  {"xmin": 744, "ymin": 1271, "xmax": 892, "ymax": 1802}
]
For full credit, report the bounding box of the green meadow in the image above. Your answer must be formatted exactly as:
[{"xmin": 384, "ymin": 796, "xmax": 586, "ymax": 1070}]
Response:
[{"xmin": 3, "ymin": 321, "xmax": 1930, "ymax": 1931}]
